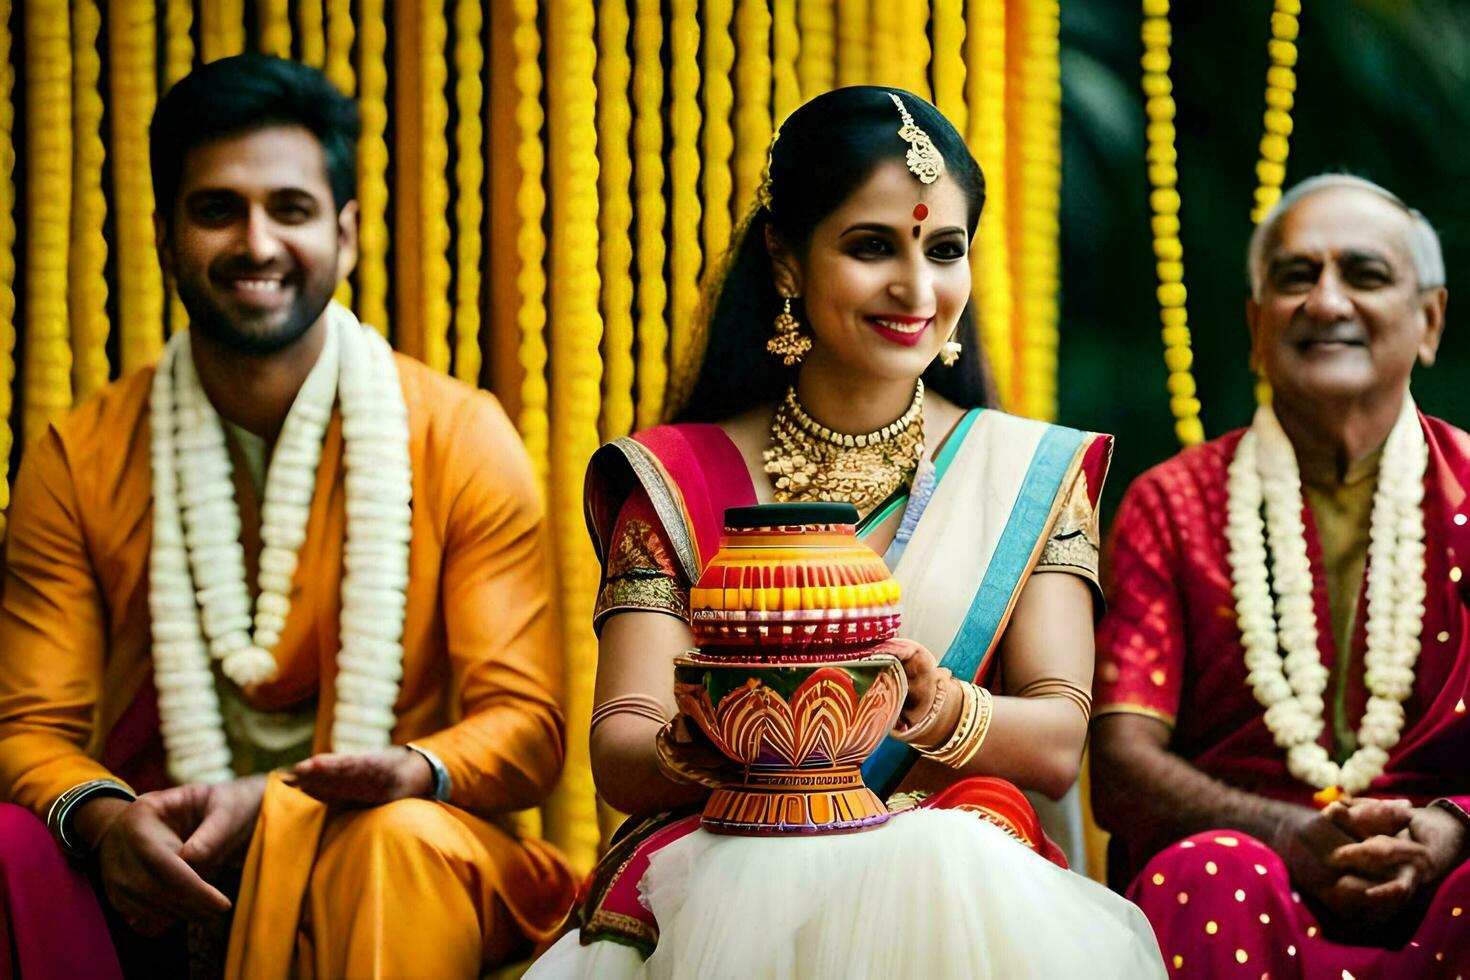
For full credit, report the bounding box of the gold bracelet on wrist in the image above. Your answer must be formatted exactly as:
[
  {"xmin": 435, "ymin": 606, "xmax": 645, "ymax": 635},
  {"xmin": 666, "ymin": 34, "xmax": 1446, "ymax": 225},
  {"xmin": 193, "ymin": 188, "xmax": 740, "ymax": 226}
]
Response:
[
  {"xmin": 918, "ymin": 681, "xmax": 977, "ymax": 762},
  {"xmin": 919, "ymin": 683, "xmax": 994, "ymax": 769}
]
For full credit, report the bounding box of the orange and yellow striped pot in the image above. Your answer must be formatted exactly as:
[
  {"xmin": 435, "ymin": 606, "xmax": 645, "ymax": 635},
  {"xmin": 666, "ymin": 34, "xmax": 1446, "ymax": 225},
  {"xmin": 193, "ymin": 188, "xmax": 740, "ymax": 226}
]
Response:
[{"xmin": 674, "ymin": 503, "xmax": 906, "ymax": 835}]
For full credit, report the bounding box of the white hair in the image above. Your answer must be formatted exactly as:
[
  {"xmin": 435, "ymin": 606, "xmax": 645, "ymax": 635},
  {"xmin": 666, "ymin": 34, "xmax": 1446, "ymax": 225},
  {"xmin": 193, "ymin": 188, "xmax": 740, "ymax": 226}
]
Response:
[{"xmin": 1247, "ymin": 174, "xmax": 1445, "ymax": 298}]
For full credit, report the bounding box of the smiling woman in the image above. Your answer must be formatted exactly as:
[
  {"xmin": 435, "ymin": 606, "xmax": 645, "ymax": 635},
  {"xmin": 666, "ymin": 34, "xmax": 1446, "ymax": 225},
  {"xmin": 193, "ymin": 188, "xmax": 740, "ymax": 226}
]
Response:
[{"xmin": 527, "ymin": 87, "xmax": 1165, "ymax": 978}]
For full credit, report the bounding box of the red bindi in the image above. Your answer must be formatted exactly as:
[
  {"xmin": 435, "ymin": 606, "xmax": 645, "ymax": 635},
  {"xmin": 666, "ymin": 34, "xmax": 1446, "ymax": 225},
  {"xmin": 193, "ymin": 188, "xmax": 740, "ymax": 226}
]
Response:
[{"xmin": 912, "ymin": 203, "xmax": 929, "ymax": 221}]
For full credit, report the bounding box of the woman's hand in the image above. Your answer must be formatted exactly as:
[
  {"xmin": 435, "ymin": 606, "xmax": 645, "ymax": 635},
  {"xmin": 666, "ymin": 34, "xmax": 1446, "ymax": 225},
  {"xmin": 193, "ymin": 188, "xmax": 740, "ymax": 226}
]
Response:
[
  {"xmin": 878, "ymin": 638, "xmax": 957, "ymax": 743},
  {"xmin": 654, "ymin": 713, "xmax": 738, "ymax": 789}
]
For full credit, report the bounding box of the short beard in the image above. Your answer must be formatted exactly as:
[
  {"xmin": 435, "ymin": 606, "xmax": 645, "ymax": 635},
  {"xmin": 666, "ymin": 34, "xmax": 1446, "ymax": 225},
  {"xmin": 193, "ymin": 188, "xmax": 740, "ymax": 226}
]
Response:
[{"xmin": 178, "ymin": 286, "xmax": 332, "ymax": 357}]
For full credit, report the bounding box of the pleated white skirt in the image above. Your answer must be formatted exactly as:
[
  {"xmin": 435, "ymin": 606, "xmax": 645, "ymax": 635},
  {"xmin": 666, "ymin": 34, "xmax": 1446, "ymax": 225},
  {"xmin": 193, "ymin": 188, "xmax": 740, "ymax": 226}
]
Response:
[{"xmin": 529, "ymin": 807, "xmax": 1165, "ymax": 979}]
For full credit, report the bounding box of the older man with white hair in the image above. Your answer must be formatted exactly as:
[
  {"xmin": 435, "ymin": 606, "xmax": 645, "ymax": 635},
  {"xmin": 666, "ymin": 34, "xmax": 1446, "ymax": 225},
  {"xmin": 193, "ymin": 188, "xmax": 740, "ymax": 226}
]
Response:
[{"xmin": 1090, "ymin": 174, "xmax": 1470, "ymax": 974}]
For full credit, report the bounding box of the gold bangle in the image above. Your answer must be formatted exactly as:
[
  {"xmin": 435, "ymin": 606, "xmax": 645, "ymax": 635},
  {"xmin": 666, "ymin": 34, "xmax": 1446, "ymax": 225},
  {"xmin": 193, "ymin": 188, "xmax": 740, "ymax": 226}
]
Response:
[
  {"xmin": 653, "ymin": 718, "xmax": 724, "ymax": 789},
  {"xmin": 919, "ymin": 680, "xmax": 978, "ymax": 764},
  {"xmin": 923, "ymin": 683, "xmax": 994, "ymax": 769},
  {"xmin": 949, "ymin": 686, "xmax": 994, "ymax": 768}
]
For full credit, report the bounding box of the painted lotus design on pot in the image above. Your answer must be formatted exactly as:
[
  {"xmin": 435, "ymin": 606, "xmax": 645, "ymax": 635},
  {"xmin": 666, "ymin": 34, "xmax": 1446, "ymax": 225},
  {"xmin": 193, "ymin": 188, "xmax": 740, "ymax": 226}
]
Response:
[
  {"xmin": 675, "ymin": 659, "xmax": 904, "ymax": 770},
  {"xmin": 670, "ymin": 502, "xmax": 909, "ymax": 835}
]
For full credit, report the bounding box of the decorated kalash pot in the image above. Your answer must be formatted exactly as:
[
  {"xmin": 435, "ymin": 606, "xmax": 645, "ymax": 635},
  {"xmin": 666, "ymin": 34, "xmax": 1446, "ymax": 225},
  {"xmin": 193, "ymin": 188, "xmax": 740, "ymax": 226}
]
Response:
[{"xmin": 672, "ymin": 502, "xmax": 908, "ymax": 835}]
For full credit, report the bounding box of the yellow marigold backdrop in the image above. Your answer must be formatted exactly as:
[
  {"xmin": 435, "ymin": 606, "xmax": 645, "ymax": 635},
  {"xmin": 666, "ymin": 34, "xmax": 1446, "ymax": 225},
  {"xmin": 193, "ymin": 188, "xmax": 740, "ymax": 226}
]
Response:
[{"xmin": 0, "ymin": 0, "xmax": 1068, "ymax": 875}]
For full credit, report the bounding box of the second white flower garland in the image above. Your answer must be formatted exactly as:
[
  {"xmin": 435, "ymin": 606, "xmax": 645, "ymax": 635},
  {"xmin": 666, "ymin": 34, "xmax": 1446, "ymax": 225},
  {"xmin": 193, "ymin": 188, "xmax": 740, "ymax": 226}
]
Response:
[
  {"xmin": 148, "ymin": 303, "xmax": 412, "ymax": 784},
  {"xmin": 1225, "ymin": 395, "xmax": 1427, "ymax": 794}
]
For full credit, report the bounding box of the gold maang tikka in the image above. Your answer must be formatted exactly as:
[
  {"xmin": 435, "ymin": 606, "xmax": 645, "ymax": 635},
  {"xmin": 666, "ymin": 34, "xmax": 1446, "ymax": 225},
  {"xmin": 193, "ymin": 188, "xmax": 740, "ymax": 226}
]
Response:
[
  {"xmin": 888, "ymin": 93, "xmax": 944, "ymax": 185},
  {"xmin": 766, "ymin": 296, "xmax": 811, "ymax": 365}
]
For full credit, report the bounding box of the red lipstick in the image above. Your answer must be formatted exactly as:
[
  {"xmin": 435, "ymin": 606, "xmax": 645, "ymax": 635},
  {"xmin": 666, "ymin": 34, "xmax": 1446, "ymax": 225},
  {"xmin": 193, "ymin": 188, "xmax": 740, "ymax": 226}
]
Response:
[{"xmin": 865, "ymin": 314, "xmax": 931, "ymax": 348}]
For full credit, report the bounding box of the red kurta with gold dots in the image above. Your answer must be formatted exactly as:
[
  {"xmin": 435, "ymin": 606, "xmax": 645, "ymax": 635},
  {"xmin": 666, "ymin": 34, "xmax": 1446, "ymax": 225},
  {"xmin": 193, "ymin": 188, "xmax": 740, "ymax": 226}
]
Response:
[{"xmin": 1095, "ymin": 415, "xmax": 1470, "ymax": 975}]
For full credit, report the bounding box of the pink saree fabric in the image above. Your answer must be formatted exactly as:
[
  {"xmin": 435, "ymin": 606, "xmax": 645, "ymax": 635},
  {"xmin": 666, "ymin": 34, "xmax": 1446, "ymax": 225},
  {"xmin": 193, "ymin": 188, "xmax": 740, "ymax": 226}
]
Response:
[{"xmin": 0, "ymin": 804, "xmax": 122, "ymax": 979}]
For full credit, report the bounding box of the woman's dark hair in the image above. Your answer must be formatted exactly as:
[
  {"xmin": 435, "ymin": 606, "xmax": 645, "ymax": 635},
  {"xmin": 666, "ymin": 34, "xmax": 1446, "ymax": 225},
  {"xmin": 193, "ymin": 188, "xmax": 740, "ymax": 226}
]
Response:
[
  {"xmin": 675, "ymin": 86, "xmax": 993, "ymax": 423},
  {"xmin": 150, "ymin": 54, "xmax": 360, "ymax": 226}
]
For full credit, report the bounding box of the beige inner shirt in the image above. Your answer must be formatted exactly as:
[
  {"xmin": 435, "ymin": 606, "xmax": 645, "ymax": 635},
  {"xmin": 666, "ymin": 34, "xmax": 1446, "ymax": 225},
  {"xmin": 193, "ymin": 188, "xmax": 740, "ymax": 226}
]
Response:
[
  {"xmin": 216, "ymin": 420, "xmax": 319, "ymax": 774},
  {"xmin": 1300, "ymin": 446, "xmax": 1381, "ymax": 762}
]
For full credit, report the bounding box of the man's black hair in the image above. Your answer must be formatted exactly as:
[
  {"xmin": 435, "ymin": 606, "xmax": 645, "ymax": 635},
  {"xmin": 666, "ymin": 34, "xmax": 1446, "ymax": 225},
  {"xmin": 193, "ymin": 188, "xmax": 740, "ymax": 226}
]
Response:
[{"xmin": 150, "ymin": 54, "xmax": 359, "ymax": 224}]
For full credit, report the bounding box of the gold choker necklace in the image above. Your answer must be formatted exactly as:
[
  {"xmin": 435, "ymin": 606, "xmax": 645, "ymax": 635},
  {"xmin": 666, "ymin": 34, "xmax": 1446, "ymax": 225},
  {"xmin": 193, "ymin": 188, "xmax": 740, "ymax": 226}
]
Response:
[{"xmin": 763, "ymin": 381, "xmax": 925, "ymax": 514}]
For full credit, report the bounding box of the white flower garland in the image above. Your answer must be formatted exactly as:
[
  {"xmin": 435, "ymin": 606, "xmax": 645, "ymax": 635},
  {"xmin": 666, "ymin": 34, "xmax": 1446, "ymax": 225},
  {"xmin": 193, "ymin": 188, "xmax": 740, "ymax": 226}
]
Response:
[
  {"xmin": 1225, "ymin": 395, "xmax": 1427, "ymax": 794},
  {"xmin": 148, "ymin": 303, "xmax": 412, "ymax": 784}
]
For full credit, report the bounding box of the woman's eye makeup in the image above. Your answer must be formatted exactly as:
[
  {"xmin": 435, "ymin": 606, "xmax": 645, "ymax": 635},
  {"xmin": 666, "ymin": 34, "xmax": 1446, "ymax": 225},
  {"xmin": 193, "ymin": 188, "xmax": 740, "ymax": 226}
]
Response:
[{"xmin": 838, "ymin": 226, "xmax": 967, "ymax": 261}]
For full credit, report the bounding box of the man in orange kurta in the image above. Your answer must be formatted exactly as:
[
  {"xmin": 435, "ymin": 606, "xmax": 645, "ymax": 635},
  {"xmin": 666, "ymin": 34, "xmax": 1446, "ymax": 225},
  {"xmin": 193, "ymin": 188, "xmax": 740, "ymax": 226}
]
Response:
[{"xmin": 0, "ymin": 55, "xmax": 574, "ymax": 978}]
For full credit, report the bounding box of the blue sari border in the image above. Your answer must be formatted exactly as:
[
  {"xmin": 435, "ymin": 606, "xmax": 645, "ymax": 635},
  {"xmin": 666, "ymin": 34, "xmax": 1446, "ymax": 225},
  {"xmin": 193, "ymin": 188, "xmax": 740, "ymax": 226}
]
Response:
[{"xmin": 863, "ymin": 422, "xmax": 1090, "ymax": 797}]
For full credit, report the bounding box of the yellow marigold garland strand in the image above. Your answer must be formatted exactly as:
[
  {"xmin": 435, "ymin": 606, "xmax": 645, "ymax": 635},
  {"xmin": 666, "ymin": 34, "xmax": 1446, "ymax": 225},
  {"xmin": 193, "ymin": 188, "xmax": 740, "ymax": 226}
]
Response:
[
  {"xmin": 1013, "ymin": 0, "xmax": 1062, "ymax": 421},
  {"xmin": 665, "ymin": 0, "xmax": 703, "ymax": 417},
  {"xmin": 258, "ymin": 0, "xmax": 290, "ymax": 59},
  {"xmin": 597, "ymin": 0, "xmax": 634, "ymax": 438},
  {"xmin": 797, "ymin": 0, "xmax": 835, "ymax": 99},
  {"xmin": 300, "ymin": 0, "xmax": 326, "ymax": 68},
  {"xmin": 22, "ymin": 0, "xmax": 72, "ymax": 445},
  {"xmin": 111, "ymin": 0, "xmax": 165, "ymax": 374},
  {"xmin": 325, "ymin": 0, "xmax": 355, "ymax": 312},
  {"xmin": 897, "ymin": 0, "xmax": 933, "ymax": 100},
  {"xmin": 511, "ymin": 0, "xmax": 549, "ymax": 483},
  {"xmin": 632, "ymin": 0, "xmax": 668, "ymax": 430},
  {"xmin": 772, "ymin": 0, "xmax": 800, "ymax": 122},
  {"xmin": 0, "ymin": 0, "xmax": 17, "ymax": 535},
  {"xmin": 1252, "ymin": 0, "xmax": 1300, "ymax": 224},
  {"xmin": 968, "ymin": 0, "xmax": 1013, "ymax": 409},
  {"xmin": 162, "ymin": 0, "xmax": 194, "ymax": 336},
  {"xmin": 324, "ymin": 0, "xmax": 355, "ymax": 95},
  {"xmin": 200, "ymin": 0, "xmax": 245, "ymax": 63},
  {"xmin": 546, "ymin": 0, "xmax": 604, "ymax": 874},
  {"xmin": 163, "ymin": 0, "xmax": 194, "ymax": 86},
  {"xmin": 932, "ymin": 0, "xmax": 967, "ymax": 135},
  {"xmin": 734, "ymin": 0, "xmax": 773, "ymax": 217},
  {"xmin": 868, "ymin": 1, "xmax": 899, "ymax": 87},
  {"xmin": 1141, "ymin": 0, "xmax": 1202, "ymax": 446},
  {"xmin": 699, "ymin": 0, "xmax": 734, "ymax": 284},
  {"xmin": 837, "ymin": 0, "xmax": 868, "ymax": 88},
  {"xmin": 69, "ymin": 0, "xmax": 109, "ymax": 400},
  {"xmin": 357, "ymin": 0, "xmax": 391, "ymax": 334},
  {"xmin": 418, "ymin": 0, "xmax": 452, "ymax": 373},
  {"xmin": 452, "ymin": 0, "xmax": 485, "ymax": 386}
]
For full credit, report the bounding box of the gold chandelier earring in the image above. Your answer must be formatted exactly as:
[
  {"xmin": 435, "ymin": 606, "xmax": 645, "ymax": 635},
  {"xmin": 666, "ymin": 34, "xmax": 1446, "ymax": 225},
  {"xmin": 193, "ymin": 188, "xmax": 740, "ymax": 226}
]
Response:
[
  {"xmin": 766, "ymin": 295, "xmax": 812, "ymax": 366},
  {"xmin": 939, "ymin": 331, "xmax": 962, "ymax": 367}
]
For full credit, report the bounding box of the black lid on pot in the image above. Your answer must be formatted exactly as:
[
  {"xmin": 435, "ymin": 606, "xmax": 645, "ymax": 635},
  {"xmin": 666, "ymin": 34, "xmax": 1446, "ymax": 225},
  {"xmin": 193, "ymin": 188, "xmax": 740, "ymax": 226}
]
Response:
[{"xmin": 722, "ymin": 502, "xmax": 859, "ymax": 529}]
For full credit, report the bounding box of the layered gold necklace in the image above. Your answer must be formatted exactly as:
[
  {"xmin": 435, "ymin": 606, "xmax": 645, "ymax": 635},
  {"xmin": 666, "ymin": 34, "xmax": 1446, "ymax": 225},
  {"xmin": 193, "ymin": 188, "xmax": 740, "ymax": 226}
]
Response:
[{"xmin": 763, "ymin": 381, "xmax": 925, "ymax": 515}]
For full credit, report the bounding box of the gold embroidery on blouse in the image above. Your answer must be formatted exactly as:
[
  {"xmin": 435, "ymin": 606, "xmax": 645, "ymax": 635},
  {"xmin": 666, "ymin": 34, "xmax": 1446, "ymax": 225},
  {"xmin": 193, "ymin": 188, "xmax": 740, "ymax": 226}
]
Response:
[
  {"xmin": 596, "ymin": 517, "xmax": 688, "ymax": 622},
  {"xmin": 1037, "ymin": 471, "xmax": 1100, "ymax": 579}
]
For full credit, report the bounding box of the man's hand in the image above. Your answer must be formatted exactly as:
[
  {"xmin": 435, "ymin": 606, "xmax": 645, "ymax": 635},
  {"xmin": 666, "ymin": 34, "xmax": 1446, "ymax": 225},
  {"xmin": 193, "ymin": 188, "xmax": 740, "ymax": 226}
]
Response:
[
  {"xmin": 1326, "ymin": 801, "xmax": 1468, "ymax": 912},
  {"xmin": 286, "ymin": 748, "xmax": 434, "ymax": 804},
  {"xmin": 1272, "ymin": 806, "xmax": 1360, "ymax": 898},
  {"xmin": 81, "ymin": 776, "xmax": 267, "ymax": 937},
  {"xmin": 1269, "ymin": 806, "xmax": 1424, "ymax": 925}
]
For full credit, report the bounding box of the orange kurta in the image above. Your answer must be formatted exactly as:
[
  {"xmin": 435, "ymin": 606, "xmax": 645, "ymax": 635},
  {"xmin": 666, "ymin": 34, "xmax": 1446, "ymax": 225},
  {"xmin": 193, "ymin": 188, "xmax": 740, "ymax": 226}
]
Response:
[{"xmin": 0, "ymin": 352, "xmax": 576, "ymax": 973}]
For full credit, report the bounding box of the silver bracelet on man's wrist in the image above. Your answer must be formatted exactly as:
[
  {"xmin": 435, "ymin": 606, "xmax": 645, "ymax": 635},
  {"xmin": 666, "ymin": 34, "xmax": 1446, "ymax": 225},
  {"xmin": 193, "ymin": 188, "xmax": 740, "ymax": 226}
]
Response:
[
  {"xmin": 406, "ymin": 744, "xmax": 453, "ymax": 802},
  {"xmin": 45, "ymin": 779, "xmax": 137, "ymax": 859}
]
